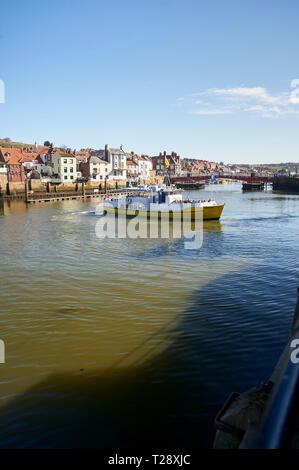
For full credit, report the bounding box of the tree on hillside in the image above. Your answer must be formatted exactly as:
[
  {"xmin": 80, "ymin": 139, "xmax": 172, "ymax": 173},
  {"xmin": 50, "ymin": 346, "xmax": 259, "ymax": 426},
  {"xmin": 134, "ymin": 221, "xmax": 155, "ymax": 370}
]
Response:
[{"xmin": 43, "ymin": 141, "xmax": 51, "ymax": 147}]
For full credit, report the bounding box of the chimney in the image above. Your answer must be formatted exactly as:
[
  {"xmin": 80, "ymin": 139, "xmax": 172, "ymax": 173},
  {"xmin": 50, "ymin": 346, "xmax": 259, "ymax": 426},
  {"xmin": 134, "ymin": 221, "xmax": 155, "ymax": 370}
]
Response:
[{"xmin": 105, "ymin": 144, "xmax": 109, "ymax": 161}]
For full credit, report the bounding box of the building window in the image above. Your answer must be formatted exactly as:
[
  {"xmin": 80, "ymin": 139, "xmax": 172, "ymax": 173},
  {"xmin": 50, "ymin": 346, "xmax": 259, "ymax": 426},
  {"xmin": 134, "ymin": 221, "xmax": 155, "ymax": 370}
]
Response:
[
  {"xmin": 64, "ymin": 159, "xmax": 67, "ymax": 163},
  {"xmin": 70, "ymin": 176, "xmax": 73, "ymax": 180},
  {"xmin": 64, "ymin": 167, "xmax": 67, "ymax": 172},
  {"xmin": 64, "ymin": 176, "xmax": 67, "ymax": 180},
  {"xmin": 70, "ymin": 168, "xmax": 74, "ymax": 173}
]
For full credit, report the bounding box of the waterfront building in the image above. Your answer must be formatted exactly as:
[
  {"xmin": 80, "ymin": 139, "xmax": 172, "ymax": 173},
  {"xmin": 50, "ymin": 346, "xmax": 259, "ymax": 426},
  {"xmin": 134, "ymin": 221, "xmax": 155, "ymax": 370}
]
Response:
[
  {"xmin": 126, "ymin": 160, "xmax": 139, "ymax": 183},
  {"xmin": 0, "ymin": 149, "xmax": 24, "ymax": 182},
  {"xmin": 105, "ymin": 145, "xmax": 127, "ymax": 180},
  {"xmin": 52, "ymin": 150, "xmax": 77, "ymax": 182},
  {"xmin": 0, "ymin": 147, "xmax": 38, "ymax": 182},
  {"xmin": 91, "ymin": 145, "xmax": 127, "ymax": 181},
  {"xmin": 80, "ymin": 155, "xmax": 112, "ymax": 181},
  {"xmin": 135, "ymin": 155, "xmax": 152, "ymax": 180}
]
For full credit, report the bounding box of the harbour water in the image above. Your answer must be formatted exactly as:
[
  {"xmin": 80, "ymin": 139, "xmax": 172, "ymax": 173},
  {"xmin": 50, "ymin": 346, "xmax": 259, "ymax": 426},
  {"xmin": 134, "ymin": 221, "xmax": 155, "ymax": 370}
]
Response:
[{"xmin": 0, "ymin": 184, "xmax": 298, "ymax": 448}]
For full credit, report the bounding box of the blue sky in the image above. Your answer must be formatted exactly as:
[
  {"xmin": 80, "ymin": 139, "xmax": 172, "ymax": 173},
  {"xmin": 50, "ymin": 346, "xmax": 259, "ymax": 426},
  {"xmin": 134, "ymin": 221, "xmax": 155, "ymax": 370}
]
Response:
[{"xmin": 0, "ymin": 0, "xmax": 299, "ymax": 163}]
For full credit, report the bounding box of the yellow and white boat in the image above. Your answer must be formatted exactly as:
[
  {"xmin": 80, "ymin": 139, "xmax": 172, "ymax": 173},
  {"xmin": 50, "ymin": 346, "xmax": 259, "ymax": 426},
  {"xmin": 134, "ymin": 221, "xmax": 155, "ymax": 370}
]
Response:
[{"xmin": 104, "ymin": 187, "xmax": 225, "ymax": 221}]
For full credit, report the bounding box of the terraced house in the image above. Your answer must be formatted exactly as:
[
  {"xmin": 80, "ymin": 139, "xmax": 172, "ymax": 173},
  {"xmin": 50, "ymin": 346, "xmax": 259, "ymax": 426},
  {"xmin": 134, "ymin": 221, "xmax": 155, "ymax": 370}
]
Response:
[{"xmin": 52, "ymin": 151, "xmax": 77, "ymax": 182}]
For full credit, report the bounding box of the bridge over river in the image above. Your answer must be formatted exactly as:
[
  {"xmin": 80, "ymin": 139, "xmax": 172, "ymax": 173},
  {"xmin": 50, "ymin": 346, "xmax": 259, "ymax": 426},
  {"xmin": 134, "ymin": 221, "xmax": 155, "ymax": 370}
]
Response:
[{"xmin": 171, "ymin": 175, "xmax": 274, "ymax": 184}]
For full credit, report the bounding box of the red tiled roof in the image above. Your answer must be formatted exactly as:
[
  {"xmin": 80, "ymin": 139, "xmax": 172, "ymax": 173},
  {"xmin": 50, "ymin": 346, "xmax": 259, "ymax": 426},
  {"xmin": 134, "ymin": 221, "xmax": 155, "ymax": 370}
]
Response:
[
  {"xmin": 0, "ymin": 147, "xmax": 38, "ymax": 165},
  {"xmin": 37, "ymin": 146, "xmax": 51, "ymax": 154}
]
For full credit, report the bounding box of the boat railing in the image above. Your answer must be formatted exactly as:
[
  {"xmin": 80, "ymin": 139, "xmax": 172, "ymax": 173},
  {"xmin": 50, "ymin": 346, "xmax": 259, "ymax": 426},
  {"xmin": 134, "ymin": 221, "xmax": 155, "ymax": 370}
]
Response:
[{"xmin": 253, "ymin": 286, "xmax": 299, "ymax": 448}]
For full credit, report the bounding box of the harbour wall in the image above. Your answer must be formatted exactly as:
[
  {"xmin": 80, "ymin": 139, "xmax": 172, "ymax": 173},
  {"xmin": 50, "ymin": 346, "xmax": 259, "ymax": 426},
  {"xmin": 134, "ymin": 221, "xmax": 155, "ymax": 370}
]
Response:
[{"xmin": 0, "ymin": 175, "xmax": 164, "ymax": 198}]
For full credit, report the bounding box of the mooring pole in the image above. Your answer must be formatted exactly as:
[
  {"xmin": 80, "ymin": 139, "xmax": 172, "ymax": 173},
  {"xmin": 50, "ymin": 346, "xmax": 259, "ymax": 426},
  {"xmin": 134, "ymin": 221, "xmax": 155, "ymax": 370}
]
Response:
[{"xmin": 25, "ymin": 178, "xmax": 28, "ymax": 202}]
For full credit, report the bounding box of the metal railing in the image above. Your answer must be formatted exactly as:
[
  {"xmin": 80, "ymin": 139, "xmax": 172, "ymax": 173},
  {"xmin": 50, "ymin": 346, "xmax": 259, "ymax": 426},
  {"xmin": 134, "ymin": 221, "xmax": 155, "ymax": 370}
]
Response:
[{"xmin": 254, "ymin": 287, "xmax": 299, "ymax": 448}]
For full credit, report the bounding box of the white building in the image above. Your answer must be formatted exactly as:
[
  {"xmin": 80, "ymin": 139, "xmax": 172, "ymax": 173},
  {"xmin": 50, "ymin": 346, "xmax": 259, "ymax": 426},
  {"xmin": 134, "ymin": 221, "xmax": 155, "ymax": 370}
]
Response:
[
  {"xmin": 52, "ymin": 151, "xmax": 77, "ymax": 182},
  {"xmin": 126, "ymin": 160, "xmax": 139, "ymax": 183},
  {"xmin": 90, "ymin": 145, "xmax": 128, "ymax": 180},
  {"xmin": 136, "ymin": 156, "xmax": 152, "ymax": 180},
  {"xmin": 89, "ymin": 156, "xmax": 112, "ymax": 181},
  {"xmin": 108, "ymin": 146, "xmax": 127, "ymax": 180}
]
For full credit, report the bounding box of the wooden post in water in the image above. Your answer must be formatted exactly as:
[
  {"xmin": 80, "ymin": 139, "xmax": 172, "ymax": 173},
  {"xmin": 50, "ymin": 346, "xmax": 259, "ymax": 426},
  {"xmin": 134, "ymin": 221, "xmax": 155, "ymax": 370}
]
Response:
[
  {"xmin": 82, "ymin": 181, "xmax": 85, "ymax": 197},
  {"xmin": 6, "ymin": 181, "xmax": 10, "ymax": 196},
  {"xmin": 46, "ymin": 182, "xmax": 51, "ymax": 193},
  {"xmin": 25, "ymin": 178, "xmax": 28, "ymax": 202},
  {"xmin": 0, "ymin": 198, "xmax": 4, "ymax": 215}
]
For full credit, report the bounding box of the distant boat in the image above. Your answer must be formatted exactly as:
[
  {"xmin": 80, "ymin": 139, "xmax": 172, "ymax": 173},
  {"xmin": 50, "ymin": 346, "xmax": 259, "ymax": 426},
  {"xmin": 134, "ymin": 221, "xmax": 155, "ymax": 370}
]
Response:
[{"xmin": 242, "ymin": 182, "xmax": 265, "ymax": 191}]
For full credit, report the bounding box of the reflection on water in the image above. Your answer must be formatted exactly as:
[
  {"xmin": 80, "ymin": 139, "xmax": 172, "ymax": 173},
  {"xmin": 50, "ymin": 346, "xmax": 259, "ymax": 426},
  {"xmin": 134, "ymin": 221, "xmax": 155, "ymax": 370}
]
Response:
[{"xmin": 0, "ymin": 185, "xmax": 298, "ymax": 448}]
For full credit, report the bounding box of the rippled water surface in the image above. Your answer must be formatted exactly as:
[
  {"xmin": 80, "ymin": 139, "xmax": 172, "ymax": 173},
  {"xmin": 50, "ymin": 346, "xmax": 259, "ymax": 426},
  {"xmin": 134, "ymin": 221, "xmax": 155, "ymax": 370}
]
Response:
[{"xmin": 0, "ymin": 184, "xmax": 298, "ymax": 448}]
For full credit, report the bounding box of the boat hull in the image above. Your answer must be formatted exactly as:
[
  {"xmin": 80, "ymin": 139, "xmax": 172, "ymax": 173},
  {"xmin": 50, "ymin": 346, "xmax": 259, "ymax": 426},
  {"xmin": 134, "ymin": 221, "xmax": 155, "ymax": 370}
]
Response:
[{"xmin": 104, "ymin": 204, "xmax": 225, "ymax": 221}]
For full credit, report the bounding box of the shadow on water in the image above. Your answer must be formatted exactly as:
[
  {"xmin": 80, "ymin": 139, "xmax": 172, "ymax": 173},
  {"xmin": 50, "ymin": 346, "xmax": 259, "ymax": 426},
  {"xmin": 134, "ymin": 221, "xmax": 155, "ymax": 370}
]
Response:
[{"xmin": 0, "ymin": 263, "xmax": 296, "ymax": 449}]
